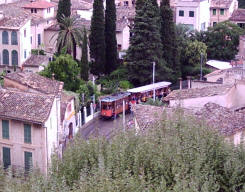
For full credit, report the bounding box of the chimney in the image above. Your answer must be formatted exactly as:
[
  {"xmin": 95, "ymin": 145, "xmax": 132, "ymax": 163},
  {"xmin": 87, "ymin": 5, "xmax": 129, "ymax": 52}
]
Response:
[
  {"xmin": 187, "ymin": 76, "xmax": 192, "ymax": 89},
  {"xmin": 178, "ymin": 77, "xmax": 182, "ymax": 90}
]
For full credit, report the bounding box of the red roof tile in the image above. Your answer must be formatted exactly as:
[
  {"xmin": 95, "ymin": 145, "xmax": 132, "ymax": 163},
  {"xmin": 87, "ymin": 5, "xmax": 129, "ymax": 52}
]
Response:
[{"xmin": 23, "ymin": 0, "xmax": 55, "ymax": 9}]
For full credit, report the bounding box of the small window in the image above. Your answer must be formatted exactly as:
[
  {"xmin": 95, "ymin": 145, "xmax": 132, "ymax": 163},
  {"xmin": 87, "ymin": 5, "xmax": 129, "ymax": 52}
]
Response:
[
  {"xmin": 117, "ymin": 44, "xmax": 122, "ymax": 51},
  {"xmin": 213, "ymin": 9, "xmax": 216, "ymax": 15},
  {"xmin": 3, "ymin": 49, "xmax": 9, "ymax": 65},
  {"xmin": 220, "ymin": 9, "xmax": 224, "ymax": 15},
  {"xmin": 30, "ymin": 36, "xmax": 32, "ymax": 44},
  {"xmin": 11, "ymin": 31, "xmax": 18, "ymax": 45},
  {"xmin": 34, "ymin": 8, "xmax": 37, "ymax": 13},
  {"xmin": 2, "ymin": 31, "xmax": 8, "ymax": 44},
  {"xmin": 189, "ymin": 11, "xmax": 194, "ymax": 17},
  {"xmin": 213, "ymin": 22, "xmax": 217, "ymax": 26},
  {"xmin": 3, "ymin": 147, "xmax": 11, "ymax": 169},
  {"xmin": 24, "ymin": 29, "xmax": 26, "ymax": 38},
  {"xmin": 2, "ymin": 120, "xmax": 9, "ymax": 139},
  {"xmin": 179, "ymin": 10, "xmax": 184, "ymax": 17},
  {"xmin": 24, "ymin": 49, "xmax": 27, "ymax": 59},
  {"xmin": 24, "ymin": 151, "xmax": 32, "ymax": 172},
  {"xmin": 31, "ymin": 9, "xmax": 33, "ymax": 13},
  {"xmin": 24, "ymin": 124, "xmax": 31, "ymax": 144},
  {"xmin": 12, "ymin": 50, "xmax": 18, "ymax": 66},
  {"xmin": 38, "ymin": 34, "xmax": 41, "ymax": 45}
]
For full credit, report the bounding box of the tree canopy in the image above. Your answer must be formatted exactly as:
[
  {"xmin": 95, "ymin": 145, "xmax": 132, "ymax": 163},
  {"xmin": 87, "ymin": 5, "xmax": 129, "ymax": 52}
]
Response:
[
  {"xmin": 56, "ymin": 0, "xmax": 71, "ymax": 25},
  {"xmin": 80, "ymin": 28, "xmax": 89, "ymax": 81}
]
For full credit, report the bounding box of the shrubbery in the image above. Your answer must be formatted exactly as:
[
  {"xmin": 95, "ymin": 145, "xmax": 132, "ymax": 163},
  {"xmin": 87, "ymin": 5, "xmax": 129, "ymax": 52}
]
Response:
[{"xmin": 1, "ymin": 114, "xmax": 245, "ymax": 191}]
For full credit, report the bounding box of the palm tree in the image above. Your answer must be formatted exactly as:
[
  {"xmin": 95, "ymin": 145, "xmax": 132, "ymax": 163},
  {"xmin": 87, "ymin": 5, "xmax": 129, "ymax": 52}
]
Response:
[{"xmin": 54, "ymin": 15, "xmax": 83, "ymax": 60}]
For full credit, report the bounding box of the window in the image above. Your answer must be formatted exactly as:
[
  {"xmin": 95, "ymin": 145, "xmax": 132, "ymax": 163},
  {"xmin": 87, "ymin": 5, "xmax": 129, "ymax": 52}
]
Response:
[
  {"xmin": 3, "ymin": 147, "xmax": 10, "ymax": 169},
  {"xmin": 24, "ymin": 124, "xmax": 31, "ymax": 143},
  {"xmin": 213, "ymin": 9, "xmax": 216, "ymax": 15},
  {"xmin": 24, "ymin": 49, "xmax": 27, "ymax": 59},
  {"xmin": 24, "ymin": 151, "xmax": 32, "ymax": 172},
  {"xmin": 179, "ymin": 10, "xmax": 184, "ymax": 17},
  {"xmin": 213, "ymin": 22, "xmax": 217, "ymax": 26},
  {"xmin": 47, "ymin": 8, "xmax": 50, "ymax": 13},
  {"xmin": 30, "ymin": 36, "xmax": 32, "ymax": 44},
  {"xmin": 2, "ymin": 31, "xmax": 8, "ymax": 44},
  {"xmin": 189, "ymin": 11, "xmax": 194, "ymax": 17},
  {"xmin": 34, "ymin": 8, "xmax": 37, "ymax": 13},
  {"xmin": 12, "ymin": 50, "xmax": 18, "ymax": 66},
  {"xmin": 201, "ymin": 22, "xmax": 206, "ymax": 31},
  {"xmin": 24, "ymin": 29, "xmax": 26, "ymax": 38},
  {"xmin": 31, "ymin": 8, "xmax": 33, "ymax": 13},
  {"xmin": 11, "ymin": 31, "xmax": 18, "ymax": 45},
  {"xmin": 124, "ymin": 1, "xmax": 128, "ymax": 6},
  {"xmin": 220, "ymin": 9, "xmax": 224, "ymax": 15},
  {"xmin": 2, "ymin": 120, "xmax": 9, "ymax": 139},
  {"xmin": 117, "ymin": 44, "xmax": 122, "ymax": 51},
  {"xmin": 3, "ymin": 49, "xmax": 9, "ymax": 65},
  {"xmin": 38, "ymin": 34, "xmax": 41, "ymax": 45}
]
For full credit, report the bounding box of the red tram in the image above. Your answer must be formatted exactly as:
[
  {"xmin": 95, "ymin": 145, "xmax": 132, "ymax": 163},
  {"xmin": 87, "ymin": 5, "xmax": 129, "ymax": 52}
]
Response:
[
  {"xmin": 100, "ymin": 92, "xmax": 131, "ymax": 118},
  {"xmin": 100, "ymin": 81, "xmax": 171, "ymax": 118}
]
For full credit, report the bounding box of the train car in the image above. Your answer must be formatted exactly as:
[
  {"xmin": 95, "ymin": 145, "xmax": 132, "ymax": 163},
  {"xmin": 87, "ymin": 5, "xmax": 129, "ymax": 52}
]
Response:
[
  {"xmin": 101, "ymin": 92, "xmax": 131, "ymax": 118},
  {"xmin": 127, "ymin": 81, "xmax": 171, "ymax": 103}
]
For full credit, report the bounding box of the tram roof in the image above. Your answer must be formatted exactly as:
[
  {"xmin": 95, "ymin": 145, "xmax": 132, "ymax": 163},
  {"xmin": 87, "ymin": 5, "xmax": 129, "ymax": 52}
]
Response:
[
  {"xmin": 100, "ymin": 92, "xmax": 131, "ymax": 102},
  {"xmin": 127, "ymin": 81, "xmax": 171, "ymax": 93}
]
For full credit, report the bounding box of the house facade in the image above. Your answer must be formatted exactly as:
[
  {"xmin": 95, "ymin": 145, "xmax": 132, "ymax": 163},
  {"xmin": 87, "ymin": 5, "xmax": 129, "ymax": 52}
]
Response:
[
  {"xmin": 175, "ymin": 0, "xmax": 210, "ymax": 31},
  {"xmin": 210, "ymin": 0, "xmax": 238, "ymax": 27},
  {"xmin": 0, "ymin": 88, "xmax": 58, "ymax": 174}
]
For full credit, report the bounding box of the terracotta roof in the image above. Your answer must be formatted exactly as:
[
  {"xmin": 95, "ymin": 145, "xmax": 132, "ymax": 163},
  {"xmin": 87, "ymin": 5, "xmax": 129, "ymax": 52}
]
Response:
[
  {"xmin": 22, "ymin": 55, "xmax": 49, "ymax": 67},
  {"xmin": 195, "ymin": 102, "xmax": 245, "ymax": 136},
  {"xmin": 4, "ymin": 72, "xmax": 63, "ymax": 95},
  {"xmin": 230, "ymin": 9, "xmax": 245, "ymax": 21},
  {"xmin": 0, "ymin": 88, "xmax": 54, "ymax": 124},
  {"xmin": 0, "ymin": 15, "xmax": 30, "ymax": 29},
  {"xmin": 23, "ymin": 0, "xmax": 55, "ymax": 9},
  {"xmin": 211, "ymin": 0, "xmax": 233, "ymax": 8},
  {"xmin": 116, "ymin": 6, "xmax": 135, "ymax": 21},
  {"xmin": 164, "ymin": 84, "xmax": 233, "ymax": 101},
  {"xmin": 72, "ymin": 0, "xmax": 93, "ymax": 10}
]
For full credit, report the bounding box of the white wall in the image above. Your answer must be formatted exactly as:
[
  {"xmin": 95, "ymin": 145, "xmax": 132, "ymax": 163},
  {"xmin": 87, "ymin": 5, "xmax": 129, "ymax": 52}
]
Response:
[
  {"xmin": 77, "ymin": 10, "xmax": 93, "ymax": 20},
  {"xmin": 44, "ymin": 7, "xmax": 55, "ymax": 19},
  {"xmin": 199, "ymin": 0, "xmax": 210, "ymax": 31}
]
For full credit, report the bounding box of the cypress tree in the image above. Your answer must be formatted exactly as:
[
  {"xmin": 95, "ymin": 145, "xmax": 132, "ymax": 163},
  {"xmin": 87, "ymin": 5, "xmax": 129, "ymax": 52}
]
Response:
[
  {"xmin": 89, "ymin": 0, "xmax": 106, "ymax": 76},
  {"xmin": 126, "ymin": 0, "xmax": 169, "ymax": 86},
  {"xmin": 56, "ymin": 0, "xmax": 71, "ymax": 24},
  {"xmin": 105, "ymin": 0, "xmax": 118, "ymax": 74},
  {"xmin": 160, "ymin": 0, "xmax": 181, "ymax": 80},
  {"xmin": 80, "ymin": 28, "xmax": 89, "ymax": 81}
]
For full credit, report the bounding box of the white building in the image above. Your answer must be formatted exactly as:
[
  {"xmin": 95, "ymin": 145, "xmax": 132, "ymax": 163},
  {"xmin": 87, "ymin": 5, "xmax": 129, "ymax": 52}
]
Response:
[{"xmin": 175, "ymin": 0, "xmax": 210, "ymax": 31}]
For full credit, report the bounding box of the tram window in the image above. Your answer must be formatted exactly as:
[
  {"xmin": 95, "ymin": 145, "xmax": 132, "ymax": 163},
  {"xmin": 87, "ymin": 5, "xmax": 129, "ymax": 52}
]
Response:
[{"xmin": 102, "ymin": 105, "xmax": 107, "ymax": 110}]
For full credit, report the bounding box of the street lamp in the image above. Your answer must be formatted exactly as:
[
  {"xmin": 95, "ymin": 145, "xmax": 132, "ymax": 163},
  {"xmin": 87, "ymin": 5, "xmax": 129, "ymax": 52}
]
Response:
[{"xmin": 153, "ymin": 61, "xmax": 156, "ymax": 101}]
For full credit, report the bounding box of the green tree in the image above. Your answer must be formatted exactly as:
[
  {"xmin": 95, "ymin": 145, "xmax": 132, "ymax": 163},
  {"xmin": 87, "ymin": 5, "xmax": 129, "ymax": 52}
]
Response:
[
  {"xmin": 105, "ymin": 0, "xmax": 118, "ymax": 74},
  {"xmin": 89, "ymin": 0, "xmax": 106, "ymax": 76},
  {"xmin": 56, "ymin": 0, "xmax": 71, "ymax": 24},
  {"xmin": 126, "ymin": 0, "xmax": 169, "ymax": 86},
  {"xmin": 55, "ymin": 15, "xmax": 83, "ymax": 60},
  {"xmin": 40, "ymin": 52, "xmax": 81, "ymax": 91},
  {"xmin": 80, "ymin": 28, "xmax": 89, "ymax": 81},
  {"xmin": 196, "ymin": 21, "xmax": 244, "ymax": 61},
  {"xmin": 160, "ymin": 0, "xmax": 180, "ymax": 81}
]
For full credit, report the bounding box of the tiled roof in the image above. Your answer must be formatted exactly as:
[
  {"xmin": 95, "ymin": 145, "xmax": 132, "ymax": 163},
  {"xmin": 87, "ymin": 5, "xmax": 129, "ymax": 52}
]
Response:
[
  {"xmin": 116, "ymin": 6, "xmax": 135, "ymax": 21},
  {"xmin": 211, "ymin": 0, "xmax": 233, "ymax": 8},
  {"xmin": 4, "ymin": 72, "xmax": 63, "ymax": 95},
  {"xmin": 23, "ymin": 0, "xmax": 55, "ymax": 9},
  {"xmin": 164, "ymin": 84, "xmax": 233, "ymax": 101},
  {"xmin": 195, "ymin": 102, "xmax": 245, "ymax": 136},
  {"xmin": 0, "ymin": 88, "xmax": 54, "ymax": 124},
  {"xmin": 0, "ymin": 15, "xmax": 30, "ymax": 29},
  {"xmin": 230, "ymin": 9, "xmax": 245, "ymax": 21},
  {"xmin": 22, "ymin": 55, "xmax": 49, "ymax": 67},
  {"xmin": 72, "ymin": 0, "xmax": 93, "ymax": 10}
]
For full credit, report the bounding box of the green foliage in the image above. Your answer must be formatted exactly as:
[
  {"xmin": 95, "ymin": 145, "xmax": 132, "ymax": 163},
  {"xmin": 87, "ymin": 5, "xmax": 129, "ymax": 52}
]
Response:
[
  {"xmin": 31, "ymin": 49, "xmax": 45, "ymax": 55},
  {"xmin": 80, "ymin": 28, "xmax": 89, "ymax": 81},
  {"xmin": 89, "ymin": 0, "xmax": 106, "ymax": 76},
  {"xmin": 160, "ymin": 0, "xmax": 180, "ymax": 81},
  {"xmin": 126, "ymin": 0, "xmax": 170, "ymax": 86},
  {"xmin": 119, "ymin": 80, "xmax": 133, "ymax": 90},
  {"xmin": 40, "ymin": 53, "xmax": 81, "ymax": 91},
  {"xmin": 193, "ymin": 21, "xmax": 244, "ymax": 61},
  {"xmin": 55, "ymin": 15, "xmax": 83, "ymax": 59},
  {"xmin": 105, "ymin": 0, "xmax": 118, "ymax": 74},
  {"xmin": 56, "ymin": 0, "xmax": 71, "ymax": 24},
  {"xmin": 143, "ymin": 98, "xmax": 165, "ymax": 106},
  {"xmin": 77, "ymin": 81, "xmax": 99, "ymax": 105}
]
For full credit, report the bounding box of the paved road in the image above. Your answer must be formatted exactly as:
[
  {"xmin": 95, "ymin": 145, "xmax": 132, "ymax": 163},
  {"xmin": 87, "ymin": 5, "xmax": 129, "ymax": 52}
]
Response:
[{"xmin": 80, "ymin": 113, "xmax": 134, "ymax": 140}]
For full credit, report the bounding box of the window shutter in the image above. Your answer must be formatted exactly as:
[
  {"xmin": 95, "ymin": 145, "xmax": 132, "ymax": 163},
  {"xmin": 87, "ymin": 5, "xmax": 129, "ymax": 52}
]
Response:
[
  {"xmin": 3, "ymin": 147, "xmax": 11, "ymax": 169},
  {"xmin": 2, "ymin": 120, "xmax": 9, "ymax": 139},
  {"xmin": 24, "ymin": 151, "xmax": 32, "ymax": 172},
  {"xmin": 24, "ymin": 124, "xmax": 31, "ymax": 143}
]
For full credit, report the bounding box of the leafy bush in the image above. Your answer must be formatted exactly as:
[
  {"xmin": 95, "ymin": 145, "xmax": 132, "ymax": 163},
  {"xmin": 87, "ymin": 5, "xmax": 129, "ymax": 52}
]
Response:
[
  {"xmin": 119, "ymin": 80, "xmax": 133, "ymax": 90},
  {"xmin": 143, "ymin": 98, "xmax": 165, "ymax": 106}
]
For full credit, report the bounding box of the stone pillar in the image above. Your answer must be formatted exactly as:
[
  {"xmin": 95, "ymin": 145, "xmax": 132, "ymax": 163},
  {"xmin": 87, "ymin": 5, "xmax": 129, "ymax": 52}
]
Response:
[
  {"xmin": 187, "ymin": 76, "xmax": 192, "ymax": 89},
  {"xmin": 83, "ymin": 106, "xmax": 87, "ymax": 123},
  {"xmin": 178, "ymin": 77, "xmax": 182, "ymax": 90}
]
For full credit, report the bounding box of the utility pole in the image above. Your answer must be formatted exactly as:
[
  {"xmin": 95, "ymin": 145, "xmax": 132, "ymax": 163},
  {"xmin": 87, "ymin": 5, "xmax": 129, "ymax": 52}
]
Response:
[
  {"xmin": 200, "ymin": 53, "xmax": 203, "ymax": 81},
  {"xmin": 123, "ymin": 99, "xmax": 125, "ymax": 131},
  {"xmin": 153, "ymin": 61, "xmax": 156, "ymax": 101}
]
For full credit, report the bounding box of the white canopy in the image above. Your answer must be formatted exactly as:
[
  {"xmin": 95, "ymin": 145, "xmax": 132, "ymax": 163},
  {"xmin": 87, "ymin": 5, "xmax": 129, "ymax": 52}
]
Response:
[
  {"xmin": 206, "ymin": 60, "xmax": 232, "ymax": 70},
  {"xmin": 127, "ymin": 81, "xmax": 171, "ymax": 93}
]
